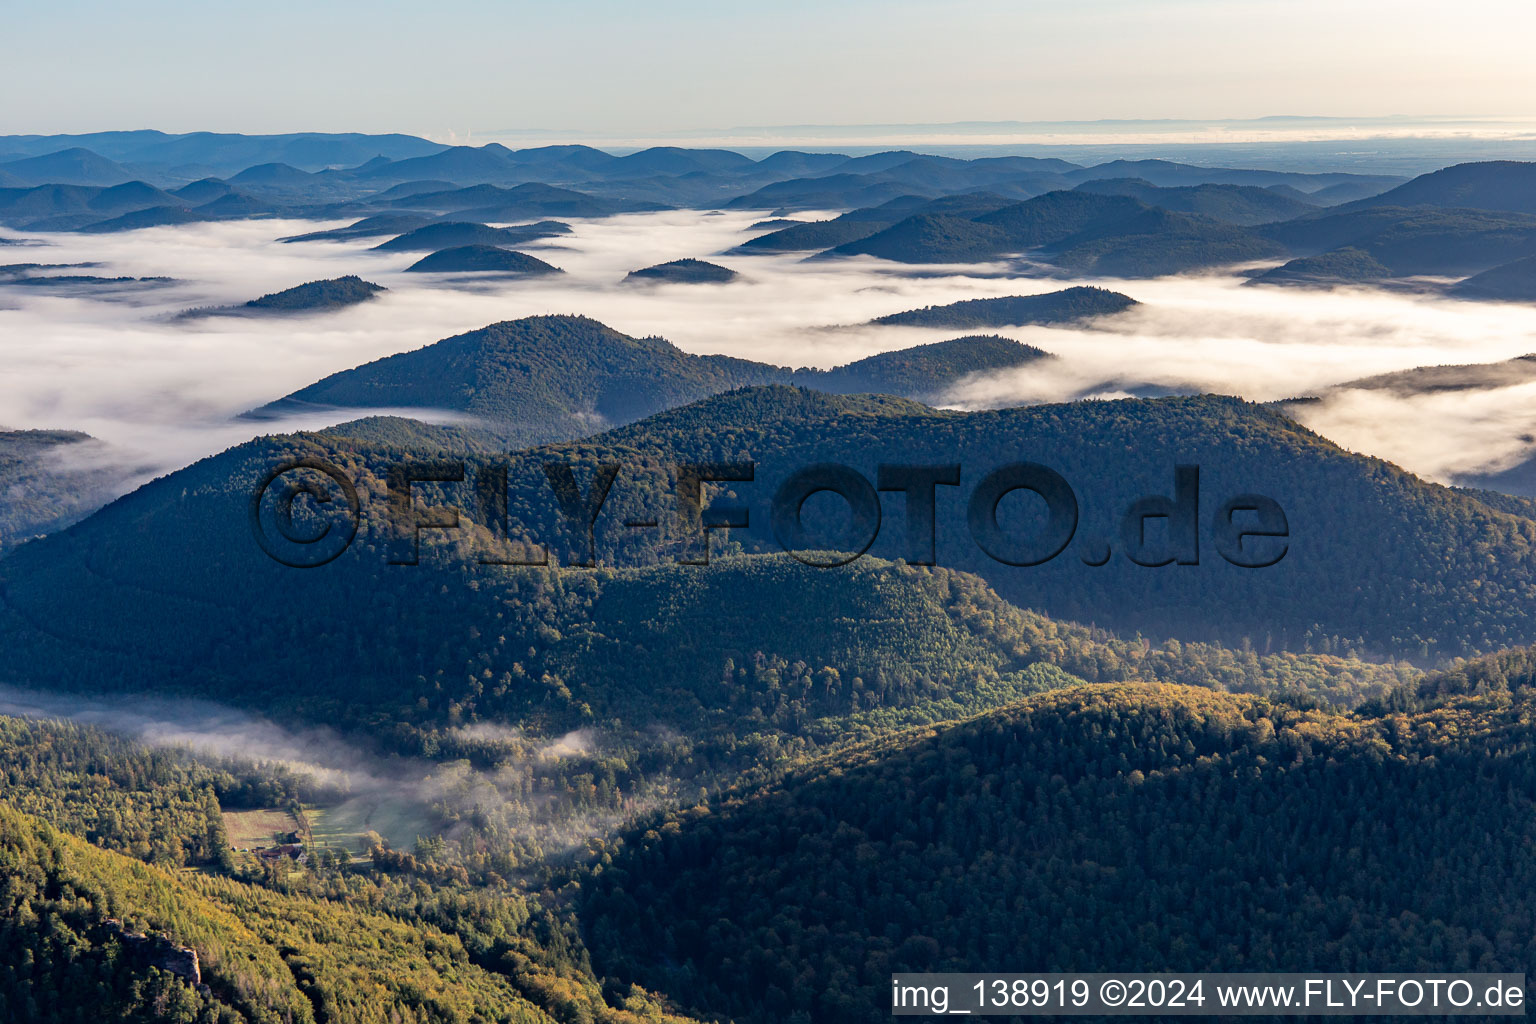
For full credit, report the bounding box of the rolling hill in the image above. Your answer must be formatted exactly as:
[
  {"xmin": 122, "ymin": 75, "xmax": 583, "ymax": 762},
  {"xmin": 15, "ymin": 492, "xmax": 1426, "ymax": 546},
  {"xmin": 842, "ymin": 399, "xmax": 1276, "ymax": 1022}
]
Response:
[
  {"xmin": 871, "ymin": 286, "xmax": 1137, "ymax": 326},
  {"xmin": 6, "ymin": 384, "xmax": 1536, "ymax": 746},
  {"xmin": 1071, "ymin": 177, "xmax": 1319, "ymax": 225},
  {"xmin": 226, "ymin": 161, "xmax": 315, "ymax": 187},
  {"xmin": 176, "ymin": 276, "xmax": 387, "ymax": 318},
  {"xmin": 247, "ymin": 310, "xmax": 1097, "ymax": 433},
  {"xmin": 580, "ymin": 681, "xmax": 1536, "ymax": 1024},
  {"xmin": 735, "ymin": 214, "xmax": 897, "ymax": 252},
  {"xmin": 0, "ymin": 435, "xmax": 1410, "ymax": 737},
  {"xmin": 279, "ymin": 213, "xmax": 433, "ymax": 243},
  {"xmin": 0, "ymin": 429, "xmax": 137, "ymax": 548},
  {"xmin": 247, "ymin": 314, "xmax": 784, "ymax": 431},
  {"xmin": 404, "ymin": 246, "xmax": 565, "ymax": 274},
  {"xmin": 1451, "ymin": 254, "xmax": 1536, "ymax": 301},
  {"xmin": 1029, "ymin": 205, "xmax": 1288, "ymax": 276},
  {"xmin": 0, "ymin": 147, "xmax": 135, "ymax": 187},
  {"xmin": 1330, "ymin": 353, "xmax": 1536, "ymax": 395},
  {"xmin": 1343, "ymin": 160, "xmax": 1536, "ymax": 215},
  {"xmin": 1247, "ymin": 246, "xmax": 1391, "ymax": 287},
  {"xmin": 0, "ymin": 796, "xmax": 695, "ymax": 1024},
  {"xmin": 0, "ymin": 181, "xmax": 186, "ymax": 229},
  {"xmin": 1262, "ymin": 206, "xmax": 1536, "ymax": 276},
  {"xmin": 0, "ymin": 130, "xmax": 447, "ymax": 177},
  {"xmin": 824, "ymin": 214, "xmax": 1010, "ymax": 263},
  {"xmin": 797, "ymin": 335, "xmax": 1051, "ymax": 399},
  {"xmin": 1060, "ymin": 158, "xmax": 1403, "ymax": 196},
  {"xmin": 819, "ymin": 190, "xmax": 1288, "ymax": 274},
  {"xmin": 624, "ymin": 258, "xmax": 739, "ymax": 284},
  {"xmin": 171, "ymin": 177, "xmax": 236, "ymax": 203},
  {"xmin": 372, "ymin": 219, "xmax": 570, "ymax": 251},
  {"xmin": 387, "ymin": 181, "xmax": 666, "ymax": 218}
]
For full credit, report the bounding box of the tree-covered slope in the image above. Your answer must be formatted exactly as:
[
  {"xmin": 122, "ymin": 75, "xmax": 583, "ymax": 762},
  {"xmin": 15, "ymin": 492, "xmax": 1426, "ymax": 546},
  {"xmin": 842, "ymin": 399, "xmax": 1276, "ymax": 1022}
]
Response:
[
  {"xmin": 1071, "ymin": 177, "xmax": 1319, "ymax": 225},
  {"xmin": 623, "ymin": 259, "xmax": 738, "ymax": 284},
  {"xmin": 815, "ymin": 190, "xmax": 1287, "ymax": 274},
  {"xmin": 1262, "ymin": 206, "xmax": 1536, "ymax": 276},
  {"xmin": 249, "ymin": 314, "xmax": 783, "ymax": 432},
  {"xmin": 1248, "ymin": 246, "xmax": 1391, "ymax": 287},
  {"xmin": 0, "ymin": 802, "xmax": 309, "ymax": 1023},
  {"xmin": 1, "ymin": 386, "xmax": 1510, "ymax": 752},
  {"xmin": 795, "ymin": 335, "xmax": 1051, "ymax": 399},
  {"xmin": 825, "ymin": 213, "xmax": 1010, "ymax": 263},
  {"xmin": 0, "ymin": 797, "xmax": 666, "ymax": 1024},
  {"xmin": 0, "ymin": 712, "xmax": 714, "ymax": 1024},
  {"xmin": 573, "ymin": 388, "xmax": 1536, "ymax": 657},
  {"xmin": 1344, "ymin": 160, "xmax": 1536, "ymax": 216},
  {"xmin": 735, "ymin": 214, "xmax": 895, "ymax": 253},
  {"xmin": 1, "ymin": 392, "xmax": 1428, "ymax": 741},
  {"xmin": 1033, "ymin": 206, "xmax": 1287, "ymax": 276},
  {"xmin": 178, "ymin": 276, "xmax": 386, "ymax": 319},
  {"xmin": 0, "ymin": 429, "xmax": 137, "ymax": 548},
  {"xmin": 1451, "ymin": 254, "xmax": 1536, "ymax": 301},
  {"xmin": 247, "ymin": 313, "xmax": 1092, "ymax": 437},
  {"xmin": 580, "ymin": 682, "xmax": 1536, "ymax": 1024}
]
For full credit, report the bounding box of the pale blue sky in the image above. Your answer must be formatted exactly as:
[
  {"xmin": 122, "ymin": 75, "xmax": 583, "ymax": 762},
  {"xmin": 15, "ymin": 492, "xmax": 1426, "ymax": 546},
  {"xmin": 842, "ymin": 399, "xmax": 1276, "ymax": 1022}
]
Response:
[{"xmin": 5, "ymin": 0, "xmax": 1534, "ymax": 138}]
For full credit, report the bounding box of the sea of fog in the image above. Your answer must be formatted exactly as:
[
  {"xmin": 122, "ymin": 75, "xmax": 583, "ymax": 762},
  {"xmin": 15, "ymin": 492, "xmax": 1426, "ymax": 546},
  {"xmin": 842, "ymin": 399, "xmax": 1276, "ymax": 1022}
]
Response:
[{"xmin": 4, "ymin": 209, "xmax": 1536, "ymax": 490}]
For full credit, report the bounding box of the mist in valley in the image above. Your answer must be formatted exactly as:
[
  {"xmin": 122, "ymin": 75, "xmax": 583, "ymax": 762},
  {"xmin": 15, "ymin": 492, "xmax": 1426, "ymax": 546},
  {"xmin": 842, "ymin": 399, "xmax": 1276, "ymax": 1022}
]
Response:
[
  {"xmin": 0, "ymin": 683, "xmax": 677, "ymax": 860},
  {"xmin": 3, "ymin": 208, "xmax": 1536, "ymax": 497}
]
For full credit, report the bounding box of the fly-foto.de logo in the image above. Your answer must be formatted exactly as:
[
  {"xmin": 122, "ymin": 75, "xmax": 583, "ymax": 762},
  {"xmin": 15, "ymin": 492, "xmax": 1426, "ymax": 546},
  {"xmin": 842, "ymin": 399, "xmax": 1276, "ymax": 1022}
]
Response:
[{"xmin": 250, "ymin": 459, "xmax": 1288, "ymax": 570}]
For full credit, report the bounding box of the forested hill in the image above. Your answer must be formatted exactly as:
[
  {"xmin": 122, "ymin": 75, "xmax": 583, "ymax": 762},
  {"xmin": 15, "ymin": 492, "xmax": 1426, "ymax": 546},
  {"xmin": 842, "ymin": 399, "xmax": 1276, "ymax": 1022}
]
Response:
[
  {"xmin": 245, "ymin": 312, "xmax": 1082, "ymax": 436},
  {"xmin": 0, "ymin": 385, "xmax": 1525, "ymax": 744},
  {"xmin": 0, "ymin": 713, "xmax": 715, "ymax": 1024},
  {"xmin": 248, "ymin": 314, "xmax": 788, "ymax": 437},
  {"xmin": 870, "ymin": 286, "xmax": 1136, "ymax": 327},
  {"xmin": 583, "ymin": 386, "xmax": 1536, "ymax": 657},
  {"xmin": 796, "ymin": 335, "xmax": 1051, "ymax": 399},
  {"xmin": 0, "ymin": 462, "xmax": 1410, "ymax": 739},
  {"xmin": 580, "ymin": 681, "xmax": 1536, "ymax": 1024},
  {"xmin": 0, "ymin": 801, "xmax": 582, "ymax": 1023}
]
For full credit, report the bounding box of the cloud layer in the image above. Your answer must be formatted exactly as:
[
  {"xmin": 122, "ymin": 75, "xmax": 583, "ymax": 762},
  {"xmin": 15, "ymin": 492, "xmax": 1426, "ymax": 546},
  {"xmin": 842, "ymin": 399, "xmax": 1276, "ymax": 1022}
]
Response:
[{"xmin": 5, "ymin": 210, "xmax": 1536, "ymax": 489}]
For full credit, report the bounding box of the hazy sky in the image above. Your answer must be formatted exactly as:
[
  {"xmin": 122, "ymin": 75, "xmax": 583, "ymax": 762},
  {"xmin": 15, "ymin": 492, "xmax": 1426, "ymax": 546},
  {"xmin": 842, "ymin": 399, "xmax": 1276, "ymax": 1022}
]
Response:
[{"xmin": 5, "ymin": 0, "xmax": 1535, "ymax": 138}]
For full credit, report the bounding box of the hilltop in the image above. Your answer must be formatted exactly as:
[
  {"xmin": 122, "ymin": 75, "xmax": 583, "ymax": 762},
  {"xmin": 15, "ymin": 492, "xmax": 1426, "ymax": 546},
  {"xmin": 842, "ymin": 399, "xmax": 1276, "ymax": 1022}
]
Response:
[
  {"xmin": 404, "ymin": 245, "xmax": 564, "ymax": 274},
  {"xmin": 624, "ymin": 258, "xmax": 739, "ymax": 284},
  {"xmin": 247, "ymin": 314, "xmax": 1068, "ymax": 433},
  {"xmin": 247, "ymin": 314, "xmax": 782, "ymax": 431},
  {"xmin": 871, "ymin": 286, "xmax": 1137, "ymax": 327},
  {"xmin": 177, "ymin": 275, "xmax": 386, "ymax": 318}
]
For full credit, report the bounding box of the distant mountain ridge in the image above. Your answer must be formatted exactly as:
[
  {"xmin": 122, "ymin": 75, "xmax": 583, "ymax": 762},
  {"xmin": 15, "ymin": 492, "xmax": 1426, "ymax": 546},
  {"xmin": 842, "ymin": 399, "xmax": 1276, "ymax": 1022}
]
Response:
[{"xmin": 0, "ymin": 134, "xmax": 1416, "ymax": 222}]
